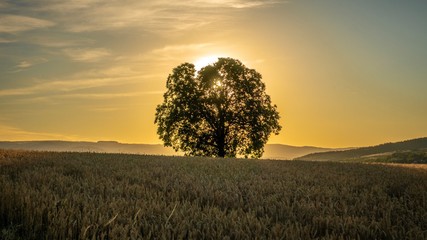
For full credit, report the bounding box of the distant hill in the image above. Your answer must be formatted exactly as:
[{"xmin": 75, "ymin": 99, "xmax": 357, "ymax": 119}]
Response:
[
  {"xmin": 0, "ymin": 141, "xmax": 179, "ymax": 156},
  {"xmin": 5, "ymin": 139, "xmax": 425, "ymax": 161},
  {"xmin": 296, "ymin": 137, "xmax": 427, "ymax": 161},
  {"xmin": 0, "ymin": 141, "xmax": 336, "ymax": 160},
  {"xmin": 263, "ymin": 144, "xmax": 337, "ymax": 160}
]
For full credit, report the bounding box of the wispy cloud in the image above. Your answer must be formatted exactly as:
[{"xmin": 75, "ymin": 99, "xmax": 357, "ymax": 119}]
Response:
[
  {"xmin": 157, "ymin": 0, "xmax": 281, "ymax": 9},
  {"xmin": 152, "ymin": 43, "xmax": 213, "ymax": 54},
  {"xmin": 144, "ymin": 42, "xmax": 237, "ymax": 67},
  {"xmin": 191, "ymin": 0, "xmax": 281, "ymax": 9},
  {"xmin": 0, "ymin": 66, "xmax": 160, "ymax": 98},
  {"xmin": 25, "ymin": 35, "xmax": 94, "ymax": 48},
  {"xmin": 4, "ymin": 0, "xmax": 281, "ymax": 33},
  {"xmin": 0, "ymin": 77, "xmax": 119, "ymax": 97},
  {"xmin": 62, "ymin": 48, "xmax": 112, "ymax": 62},
  {"xmin": 90, "ymin": 107, "xmax": 123, "ymax": 112},
  {"xmin": 0, "ymin": 14, "xmax": 54, "ymax": 33},
  {"xmin": 0, "ymin": 37, "xmax": 15, "ymax": 43},
  {"xmin": 0, "ymin": 123, "xmax": 79, "ymax": 141},
  {"xmin": 15, "ymin": 57, "xmax": 48, "ymax": 69},
  {"xmin": 147, "ymin": 43, "xmax": 215, "ymax": 63},
  {"xmin": 56, "ymin": 91, "xmax": 162, "ymax": 100},
  {"xmin": 60, "ymin": 5, "xmax": 212, "ymax": 33}
]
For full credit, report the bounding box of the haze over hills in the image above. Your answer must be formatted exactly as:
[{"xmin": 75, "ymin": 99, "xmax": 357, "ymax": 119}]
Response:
[
  {"xmin": 0, "ymin": 141, "xmax": 179, "ymax": 157},
  {"xmin": 297, "ymin": 137, "xmax": 427, "ymax": 161},
  {"xmin": 263, "ymin": 144, "xmax": 338, "ymax": 160},
  {"xmin": 2, "ymin": 138, "xmax": 425, "ymax": 160},
  {"xmin": 0, "ymin": 141, "xmax": 337, "ymax": 160}
]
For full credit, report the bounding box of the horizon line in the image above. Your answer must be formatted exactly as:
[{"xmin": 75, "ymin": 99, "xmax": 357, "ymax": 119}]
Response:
[{"xmin": 1, "ymin": 137, "xmax": 425, "ymax": 150}]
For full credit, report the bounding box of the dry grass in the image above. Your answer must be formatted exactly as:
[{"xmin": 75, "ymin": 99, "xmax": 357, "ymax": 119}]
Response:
[
  {"xmin": 367, "ymin": 162, "xmax": 427, "ymax": 172},
  {"xmin": 1, "ymin": 149, "xmax": 426, "ymax": 239}
]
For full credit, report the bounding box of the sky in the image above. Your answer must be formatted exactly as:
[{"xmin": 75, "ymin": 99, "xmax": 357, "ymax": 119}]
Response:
[{"xmin": 1, "ymin": 0, "xmax": 427, "ymax": 148}]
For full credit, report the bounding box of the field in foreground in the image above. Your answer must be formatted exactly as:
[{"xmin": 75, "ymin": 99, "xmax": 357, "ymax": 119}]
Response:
[{"xmin": 1, "ymin": 150, "xmax": 426, "ymax": 239}]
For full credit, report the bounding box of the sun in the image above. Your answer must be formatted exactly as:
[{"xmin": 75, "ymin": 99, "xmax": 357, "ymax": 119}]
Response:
[{"xmin": 194, "ymin": 55, "xmax": 220, "ymax": 71}]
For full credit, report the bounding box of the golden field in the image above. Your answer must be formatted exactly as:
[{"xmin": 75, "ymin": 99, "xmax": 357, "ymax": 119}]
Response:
[{"xmin": 1, "ymin": 150, "xmax": 426, "ymax": 239}]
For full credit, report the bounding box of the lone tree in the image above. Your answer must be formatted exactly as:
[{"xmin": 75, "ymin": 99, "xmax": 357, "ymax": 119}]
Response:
[{"xmin": 155, "ymin": 57, "xmax": 281, "ymax": 158}]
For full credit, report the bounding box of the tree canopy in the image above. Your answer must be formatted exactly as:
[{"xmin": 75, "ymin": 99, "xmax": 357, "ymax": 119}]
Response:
[{"xmin": 155, "ymin": 57, "xmax": 281, "ymax": 158}]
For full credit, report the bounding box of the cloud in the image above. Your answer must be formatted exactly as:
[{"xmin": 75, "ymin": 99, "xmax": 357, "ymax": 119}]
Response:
[
  {"xmin": 0, "ymin": 14, "xmax": 54, "ymax": 33},
  {"xmin": 26, "ymin": 35, "xmax": 94, "ymax": 48},
  {"xmin": 90, "ymin": 107, "xmax": 123, "ymax": 112},
  {"xmin": 0, "ymin": 2, "xmax": 11, "ymax": 9},
  {"xmin": 59, "ymin": 4, "xmax": 213, "ymax": 33},
  {"xmin": 147, "ymin": 43, "xmax": 214, "ymax": 62},
  {"xmin": 0, "ymin": 86, "xmax": 38, "ymax": 97},
  {"xmin": 0, "ymin": 66, "xmax": 160, "ymax": 98},
  {"xmin": 0, "ymin": 123, "xmax": 78, "ymax": 141},
  {"xmin": 56, "ymin": 91, "xmax": 162, "ymax": 100},
  {"xmin": 16, "ymin": 61, "xmax": 32, "ymax": 68},
  {"xmin": 4, "ymin": 0, "xmax": 282, "ymax": 33},
  {"xmin": 0, "ymin": 37, "xmax": 15, "ymax": 43},
  {"xmin": 145, "ymin": 42, "xmax": 237, "ymax": 67},
  {"xmin": 15, "ymin": 57, "xmax": 48, "ymax": 69},
  {"xmin": 157, "ymin": 0, "xmax": 280, "ymax": 9},
  {"xmin": 191, "ymin": 0, "xmax": 281, "ymax": 9},
  {"xmin": 0, "ymin": 78, "xmax": 117, "ymax": 97},
  {"xmin": 62, "ymin": 48, "xmax": 112, "ymax": 62},
  {"xmin": 152, "ymin": 43, "xmax": 213, "ymax": 54},
  {"xmin": 0, "ymin": 78, "xmax": 112, "ymax": 97}
]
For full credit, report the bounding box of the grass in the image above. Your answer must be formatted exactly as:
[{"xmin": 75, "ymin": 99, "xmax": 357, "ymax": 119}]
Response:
[{"xmin": 1, "ymin": 149, "xmax": 426, "ymax": 239}]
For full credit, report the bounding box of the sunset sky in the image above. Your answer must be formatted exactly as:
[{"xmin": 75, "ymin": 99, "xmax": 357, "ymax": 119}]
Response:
[{"xmin": 1, "ymin": 0, "xmax": 427, "ymax": 148}]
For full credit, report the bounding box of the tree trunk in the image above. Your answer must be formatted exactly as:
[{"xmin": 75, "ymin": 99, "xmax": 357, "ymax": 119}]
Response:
[
  {"xmin": 217, "ymin": 99, "xmax": 226, "ymax": 158},
  {"xmin": 218, "ymin": 134, "xmax": 225, "ymax": 157},
  {"xmin": 217, "ymin": 113, "xmax": 226, "ymax": 157}
]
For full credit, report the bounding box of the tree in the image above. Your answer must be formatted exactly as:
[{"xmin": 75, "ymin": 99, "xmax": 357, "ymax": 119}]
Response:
[{"xmin": 155, "ymin": 57, "xmax": 281, "ymax": 158}]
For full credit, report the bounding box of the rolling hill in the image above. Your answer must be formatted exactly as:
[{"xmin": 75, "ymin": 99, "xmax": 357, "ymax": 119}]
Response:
[
  {"xmin": 0, "ymin": 141, "xmax": 336, "ymax": 160},
  {"xmin": 0, "ymin": 141, "xmax": 179, "ymax": 156},
  {"xmin": 263, "ymin": 144, "xmax": 337, "ymax": 160},
  {"xmin": 297, "ymin": 137, "xmax": 427, "ymax": 161}
]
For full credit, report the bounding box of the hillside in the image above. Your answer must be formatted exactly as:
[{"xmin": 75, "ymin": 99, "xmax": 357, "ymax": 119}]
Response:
[
  {"xmin": 263, "ymin": 144, "xmax": 336, "ymax": 160},
  {"xmin": 297, "ymin": 137, "xmax": 427, "ymax": 162},
  {"xmin": 0, "ymin": 141, "xmax": 179, "ymax": 156},
  {"xmin": 0, "ymin": 141, "xmax": 334, "ymax": 160}
]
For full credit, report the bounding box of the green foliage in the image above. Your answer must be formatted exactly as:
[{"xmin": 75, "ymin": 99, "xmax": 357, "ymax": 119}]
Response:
[
  {"xmin": 1, "ymin": 150, "xmax": 427, "ymax": 239},
  {"xmin": 155, "ymin": 58, "xmax": 281, "ymax": 158}
]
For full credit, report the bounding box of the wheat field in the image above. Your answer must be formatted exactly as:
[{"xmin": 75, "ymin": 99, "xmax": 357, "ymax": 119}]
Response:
[{"xmin": 1, "ymin": 149, "xmax": 426, "ymax": 239}]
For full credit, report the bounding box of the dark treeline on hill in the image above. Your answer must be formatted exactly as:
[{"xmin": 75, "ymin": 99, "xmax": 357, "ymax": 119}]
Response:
[{"xmin": 297, "ymin": 137, "xmax": 427, "ymax": 162}]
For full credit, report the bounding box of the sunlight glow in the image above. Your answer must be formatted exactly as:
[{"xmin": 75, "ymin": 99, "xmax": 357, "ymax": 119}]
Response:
[
  {"xmin": 213, "ymin": 80, "xmax": 222, "ymax": 89},
  {"xmin": 194, "ymin": 55, "xmax": 220, "ymax": 71}
]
